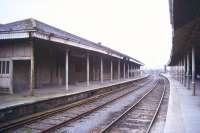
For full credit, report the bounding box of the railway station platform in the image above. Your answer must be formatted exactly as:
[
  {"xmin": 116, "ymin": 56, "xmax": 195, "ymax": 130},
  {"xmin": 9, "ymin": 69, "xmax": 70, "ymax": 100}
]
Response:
[
  {"xmin": 0, "ymin": 76, "xmax": 146, "ymax": 109},
  {"xmin": 163, "ymin": 73, "xmax": 200, "ymax": 133},
  {"xmin": 0, "ymin": 75, "xmax": 148, "ymax": 124}
]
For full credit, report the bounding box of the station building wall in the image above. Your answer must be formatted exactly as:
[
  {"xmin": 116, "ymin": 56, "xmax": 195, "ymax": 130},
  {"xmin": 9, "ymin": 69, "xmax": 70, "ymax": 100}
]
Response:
[{"xmin": 0, "ymin": 40, "xmax": 32, "ymax": 93}]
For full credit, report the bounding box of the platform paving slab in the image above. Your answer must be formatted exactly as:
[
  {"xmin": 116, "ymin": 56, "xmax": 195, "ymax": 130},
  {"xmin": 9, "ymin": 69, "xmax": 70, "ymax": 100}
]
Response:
[{"xmin": 163, "ymin": 73, "xmax": 200, "ymax": 133}]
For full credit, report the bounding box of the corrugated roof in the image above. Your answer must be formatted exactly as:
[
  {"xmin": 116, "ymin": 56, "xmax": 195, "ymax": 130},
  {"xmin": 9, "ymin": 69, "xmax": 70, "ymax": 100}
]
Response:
[{"xmin": 0, "ymin": 18, "xmax": 144, "ymax": 65}]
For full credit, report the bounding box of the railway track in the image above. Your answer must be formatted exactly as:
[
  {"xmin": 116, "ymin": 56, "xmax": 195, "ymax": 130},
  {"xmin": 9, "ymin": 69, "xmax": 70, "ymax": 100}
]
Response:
[
  {"xmin": 2, "ymin": 77, "xmax": 152, "ymax": 133},
  {"xmin": 99, "ymin": 77, "xmax": 166, "ymax": 133}
]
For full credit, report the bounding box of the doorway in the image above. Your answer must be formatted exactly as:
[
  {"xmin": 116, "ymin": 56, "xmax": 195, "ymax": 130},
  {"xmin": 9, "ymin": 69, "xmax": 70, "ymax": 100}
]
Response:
[{"xmin": 13, "ymin": 60, "xmax": 30, "ymax": 93}]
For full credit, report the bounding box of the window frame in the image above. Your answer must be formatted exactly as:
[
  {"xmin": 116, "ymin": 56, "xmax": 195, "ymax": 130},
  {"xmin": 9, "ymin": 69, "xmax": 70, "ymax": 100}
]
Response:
[{"xmin": 0, "ymin": 59, "xmax": 11, "ymax": 76}]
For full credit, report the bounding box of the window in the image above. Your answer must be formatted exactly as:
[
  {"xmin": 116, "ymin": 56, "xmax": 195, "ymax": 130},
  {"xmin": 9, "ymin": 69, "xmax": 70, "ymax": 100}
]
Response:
[
  {"xmin": 0, "ymin": 61, "xmax": 10, "ymax": 75},
  {"xmin": 6, "ymin": 61, "xmax": 9, "ymax": 74},
  {"xmin": 2, "ymin": 61, "xmax": 5, "ymax": 74}
]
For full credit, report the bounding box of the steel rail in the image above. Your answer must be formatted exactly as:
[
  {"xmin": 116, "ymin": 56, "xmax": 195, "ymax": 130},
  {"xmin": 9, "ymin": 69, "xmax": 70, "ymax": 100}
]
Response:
[
  {"xmin": 0, "ymin": 80, "xmax": 140, "ymax": 132},
  {"xmin": 146, "ymin": 78, "xmax": 166, "ymax": 133},
  {"xmin": 99, "ymin": 79, "xmax": 163, "ymax": 133},
  {"xmin": 1, "ymin": 78, "xmax": 150, "ymax": 132},
  {"xmin": 40, "ymin": 78, "xmax": 156, "ymax": 133}
]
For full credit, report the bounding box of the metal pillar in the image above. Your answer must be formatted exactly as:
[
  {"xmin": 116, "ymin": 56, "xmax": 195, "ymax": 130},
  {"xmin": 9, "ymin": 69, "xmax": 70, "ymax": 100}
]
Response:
[
  {"xmin": 130, "ymin": 64, "xmax": 133, "ymax": 77},
  {"xmin": 128, "ymin": 63, "xmax": 130, "ymax": 79},
  {"xmin": 179, "ymin": 61, "xmax": 181, "ymax": 82},
  {"xmin": 192, "ymin": 46, "xmax": 196, "ymax": 96},
  {"xmin": 134, "ymin": 65, "xmax": 136, "ymax": 77},
  {"xmin": 65, "ymin": 50, "xmax": 69, "ymax": 91},
  {"xmin": 132, "ymin": 65, "xmax": 134, "ymax": 77},
  {"xmin": 9, "ymin": 60, "xmax": 13, "ymax": 94},
  {"xmin": 177, "ymin": 62, "xmax": 179, "ymax": 81},
  {"xmin": 93, "ymin": 62, "xmax": 95, "ymax": 81},
  {"xmin": 118, "ymin": 60, "xmax": 120, "ymax": 80},
  {"xmin": 181, "ymin": 59, "xmax": 183, "ymax": 84},
  {"xmin": 124, "ymin": 62, "xmax": 126, "ymax": 79},
  {"xmin": 180, "ymin": 60, "xmax": 182, "ymax": 83},
  {"xmin": 110, "ymin": 59, "xmax": 113, "ymax": 81},
  {"xmin": 175, "ymin": 65, "xmax": 177, "ymax": 80},
  {"xmin": 86, "ymin": 53, "xmax": 90, "ymax": 86},
  {"xmin": 186, "ymin": 53, "xmax": 190, "ymax": 75},
  {"xmin": 30, "ymin": 42, "xmax": 35, "ymax": 96},
  {"xmin": 184, "ymin": 56, "xmax": 187, "ymax": 86},
  {"xmin": 186, "ymin": 53, "xmax": 190, "ymax": 89},
  {"xmin": 177, "ymin": 64, "xmax": 179, "ymax": 81},
  {"xmin": 100, "ymin": 57, "xmax": 103, "ymax": 83}
]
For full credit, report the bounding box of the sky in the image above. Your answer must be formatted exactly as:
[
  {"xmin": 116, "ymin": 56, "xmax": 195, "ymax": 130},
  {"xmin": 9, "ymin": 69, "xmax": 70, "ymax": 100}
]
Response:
[{"xmin": 0, "ymin": 0, "xmax": 172, "ymax": 69}]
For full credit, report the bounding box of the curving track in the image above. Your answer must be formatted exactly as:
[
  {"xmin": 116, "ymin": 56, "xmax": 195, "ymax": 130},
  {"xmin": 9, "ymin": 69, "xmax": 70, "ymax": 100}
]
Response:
[{"xmin": 99, "ymin": 77, "xmax": 166, "ymax": 133}]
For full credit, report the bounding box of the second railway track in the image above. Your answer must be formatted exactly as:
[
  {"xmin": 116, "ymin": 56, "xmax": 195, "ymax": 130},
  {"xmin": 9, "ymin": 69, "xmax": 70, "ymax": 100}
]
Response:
[
  {"xmin": 3, "ymin": 77, "xmax": 154, "ymax": 133},
  {"xmin": 48, "ymin": 76, "xmax": 162, "ymax": 133},
  {"xmin": 99, "ymin": 76, "xmax": 166, "ymax": 133},
  {"xmin": 3, "ymin": 76, "xmax": 167, "ymax": 133}
]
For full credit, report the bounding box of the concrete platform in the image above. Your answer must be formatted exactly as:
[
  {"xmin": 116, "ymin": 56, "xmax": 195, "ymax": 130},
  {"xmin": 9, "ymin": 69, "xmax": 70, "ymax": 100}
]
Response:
[
  {"xmin": 163, "ymin": 73, "xmax": 200, "ymax": 133},
  {"xmin": 0, "ymin": 75, "xmax": 148, "ymax": 123},
  {"xmin": 0, "ymin": 76, "xmax": 146, "ymax": 110}
]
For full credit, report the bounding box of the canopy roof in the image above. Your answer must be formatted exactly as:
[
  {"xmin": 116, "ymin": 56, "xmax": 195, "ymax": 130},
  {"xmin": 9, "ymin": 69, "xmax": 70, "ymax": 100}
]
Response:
[
  {"xmin": 0, "ymin": 18, "xmax": 144, "ymax": 66},
  {"xmin": 168, "ymin": 0, "xmax": 200, "ymax": 66}
]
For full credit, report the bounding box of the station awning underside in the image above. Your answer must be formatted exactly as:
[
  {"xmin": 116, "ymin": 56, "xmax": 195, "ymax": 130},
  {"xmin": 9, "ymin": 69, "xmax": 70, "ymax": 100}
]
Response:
[
  {"xmin": 168, "ymin": 17, "xmax": 200, "ymax": 66},
  {"xmin": 169, "ymin": 0, "xmax": 200, "ymax": 30}
]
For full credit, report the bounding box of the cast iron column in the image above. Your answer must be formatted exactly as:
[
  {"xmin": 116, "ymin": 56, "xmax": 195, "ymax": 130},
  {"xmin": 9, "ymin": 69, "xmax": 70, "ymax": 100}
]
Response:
[
  {"xmin": 110, "ymin": 59, "xmax": 113, "ymax": 81},
  {"xmin": 187, "ymin": 53, "xmax": 190, "ymax": 89},
  {"xmin": 65, "ymin": 50, "xmax": 69, "ymax": 91},
  {"xmin": 30, "ymin": 41, "xmax": 35, "ymax": 96},
  {"xmin": 128, "ymin": 63, "xmax": 130, "ymax": 79},
  {"xmin": 100, "ymin": 57, "xmax": 103, "ymax": 83},
  {"xmin": 124, "ymin": 62, "xmax": 126, "ymax": 79},
  {"xmin": 118, "ymin": 60, "xmax": 120, "ymax": 80},
  {"xmin": 9, "ymin": 60, "xmax": 13, "ymax": 94},
  {"xmin": 87, "ymin": 53, "xmax": 90, "ymax": 86},
  {"xmin": 192, "ymin": 46, "xmax": 196, "ymax": 96},
  {"xmin": 184, "ymin": 56, "xmax": 187, "ymax": 86}
]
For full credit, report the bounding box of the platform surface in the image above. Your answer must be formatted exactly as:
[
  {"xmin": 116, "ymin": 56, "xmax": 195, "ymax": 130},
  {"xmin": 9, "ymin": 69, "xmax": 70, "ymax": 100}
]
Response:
[
  {"xmin": 0, "ymin": 76, "xmax": 147, "ymax": 110},
  {"xmin": 163, "ymin": 73, "xmax": 200, "ymax": 133}
]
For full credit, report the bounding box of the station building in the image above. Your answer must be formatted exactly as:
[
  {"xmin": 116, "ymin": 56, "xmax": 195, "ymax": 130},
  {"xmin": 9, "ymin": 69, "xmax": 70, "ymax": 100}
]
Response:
[
  {"xmin": 0, "ymin": 18, "xmax": 143, "ymax": 95},
  {"xmin": 168, "ymin": 0, "xmax": 200, "ymax": 95}
]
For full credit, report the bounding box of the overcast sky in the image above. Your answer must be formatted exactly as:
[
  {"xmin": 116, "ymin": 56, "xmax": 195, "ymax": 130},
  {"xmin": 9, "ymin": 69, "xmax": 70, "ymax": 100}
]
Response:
[{"xmin": 0, "ymin": 0, "xmax": 172, "ymax": 69}]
